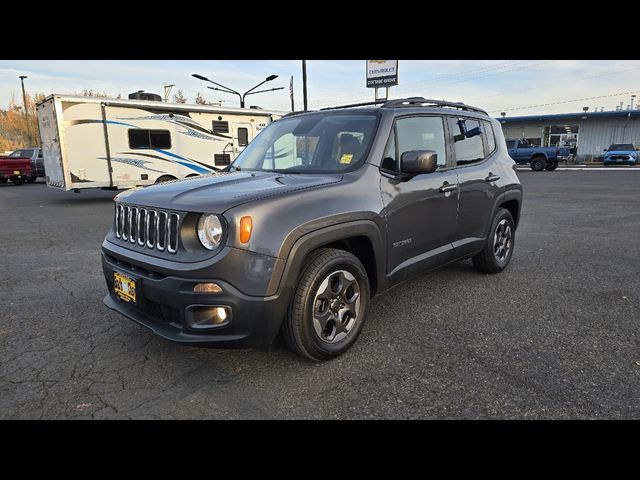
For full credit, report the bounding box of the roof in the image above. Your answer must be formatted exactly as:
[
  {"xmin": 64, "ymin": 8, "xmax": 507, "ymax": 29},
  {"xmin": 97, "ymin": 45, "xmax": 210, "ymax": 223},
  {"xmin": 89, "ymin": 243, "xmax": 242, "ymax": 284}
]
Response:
[
  {"xmin": 37, "ymin": 94, "xmax": 287, "ymax": 117},
  {"xmin": 496, "ymin": 109, "xmax": 640, "ymax": 123}
]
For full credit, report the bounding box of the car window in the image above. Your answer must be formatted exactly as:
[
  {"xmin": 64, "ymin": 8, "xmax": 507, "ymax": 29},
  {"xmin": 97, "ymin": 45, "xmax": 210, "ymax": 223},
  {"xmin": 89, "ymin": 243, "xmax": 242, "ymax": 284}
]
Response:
[
  {"xmin": 483, "ymin": 121, "xmax": 496, "ymax": 154},
  {"xmin": 9, "ymin": 150, "xmax": 23, "ymax": 157},
  {"xmin": 449, "ymin": 117, "xmax": 485, "ymax": 165},
  {"xmin": 506, "ymin": 140, "xmax": 516, "ymax": 149},
  {"xmin": 396, "ymin": 116, "xmax": 447, "ymax": 168},
  {"xmin": 232, "ymin": 113, "xmax": 378, "ymax": 173}
]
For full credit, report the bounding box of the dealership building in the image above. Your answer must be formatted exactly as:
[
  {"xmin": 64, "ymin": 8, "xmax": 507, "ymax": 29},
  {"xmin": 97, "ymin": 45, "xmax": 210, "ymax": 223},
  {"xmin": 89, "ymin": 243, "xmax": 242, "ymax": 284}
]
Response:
[{"xmin": 496, "ymin": 109, "xmax": 640, "ymax": 163}]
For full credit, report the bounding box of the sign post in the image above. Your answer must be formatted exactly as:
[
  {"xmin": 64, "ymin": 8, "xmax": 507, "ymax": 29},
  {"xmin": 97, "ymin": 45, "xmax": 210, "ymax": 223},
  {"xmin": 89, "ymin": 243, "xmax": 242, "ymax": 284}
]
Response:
[{"xmin": 366, "ymin": 60, "xmax": 398, "ymax": 101}]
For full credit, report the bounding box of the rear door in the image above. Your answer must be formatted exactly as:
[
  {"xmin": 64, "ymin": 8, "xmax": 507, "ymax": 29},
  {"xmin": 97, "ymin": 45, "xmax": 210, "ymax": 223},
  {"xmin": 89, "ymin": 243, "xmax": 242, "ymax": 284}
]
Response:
[
  {"xmin": 450, "ymin": 117, "xmax": 502, "ymax": 257},
  {"xmin": 36, "ymin": 98, "xmax": 65, "ymax": 188},
  {"xmin": 232, "ymin": 122, "xmax": 253, "ymax": 158}
]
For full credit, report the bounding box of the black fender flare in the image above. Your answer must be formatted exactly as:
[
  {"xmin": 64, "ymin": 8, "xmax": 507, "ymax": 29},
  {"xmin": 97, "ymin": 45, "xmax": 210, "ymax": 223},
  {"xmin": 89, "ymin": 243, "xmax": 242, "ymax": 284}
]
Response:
[
  {"xmin": 486, "ymin": 188, "xmax": 522, "ymax": 238},
  {"xmin": 270, "ymin": 219, "xmax": 386, "ymax": 298}
]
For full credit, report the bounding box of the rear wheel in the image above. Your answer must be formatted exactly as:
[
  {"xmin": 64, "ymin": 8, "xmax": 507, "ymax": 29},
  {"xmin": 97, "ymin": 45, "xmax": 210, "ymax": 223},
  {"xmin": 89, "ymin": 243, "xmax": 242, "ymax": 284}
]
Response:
[
  {"xmin": 27, "ymin": 175, "xmax": 37, "ymax": 183},
  {"xmin": 472, "ymin": 208, "xmax": 515, "ymax": 274},
  {"xmin": 0, "ymin": 178, "xmax": 7, "ymax": 184},
  {"xmin": 545, "ymin": 161, "xmax": 558, "ymax": 171},
  {"xmin": 282, "ymin": 248, "xmax": 370, "ymax": 361},
  {"xmin": 155, "ymin": 175, "xmax": 176, "ymax": 184},
  {"xmin": 530, "ymin": 156, "xmax": 546, "ymax": 171}
]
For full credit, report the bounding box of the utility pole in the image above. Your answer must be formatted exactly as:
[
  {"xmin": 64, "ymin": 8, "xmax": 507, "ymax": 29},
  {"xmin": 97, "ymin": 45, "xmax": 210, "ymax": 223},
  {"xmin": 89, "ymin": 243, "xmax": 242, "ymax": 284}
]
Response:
[
  {"xmin": 302, "ymin": 60, "xmax": 308, "ymax": 111},
  {"xmin": 290, "ymin": 75, "xmax": 295, "ymax": 112},
  {"xmin": 163, "ymin": 84, "xmax": 175, "ymax": 102},
  {"xmin": 19, "ymin": 75, "xmax": 32, "ymax": 145}
]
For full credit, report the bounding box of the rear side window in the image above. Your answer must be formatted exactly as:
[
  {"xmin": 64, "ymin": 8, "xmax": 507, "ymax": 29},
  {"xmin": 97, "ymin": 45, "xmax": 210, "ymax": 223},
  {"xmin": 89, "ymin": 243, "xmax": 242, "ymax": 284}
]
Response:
[
  {"xmin": 483, "ymin": 121, "xmax": 496, "ymax": 154},
  {"xmin": 449, "ymin": 117, "xmax": 485, "ymax": 165},
  {"xmin": 506, "ymin": 140, "xmax": 516, "ymax": 149},
  {"xmin": 128, "ymin": 129, "xmax": 171, "ymax": 149}
]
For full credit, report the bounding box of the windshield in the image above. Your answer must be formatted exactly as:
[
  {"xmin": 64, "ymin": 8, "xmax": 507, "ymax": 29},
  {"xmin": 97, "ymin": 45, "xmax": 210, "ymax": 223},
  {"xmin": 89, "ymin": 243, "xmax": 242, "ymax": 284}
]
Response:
[
  {"xmin": 229, "ymin": 113, "xmax": 379, "ymax": 173},
  {"xmin": 608, "ymin": 144, "xmax": 634, "ymax": 151}
]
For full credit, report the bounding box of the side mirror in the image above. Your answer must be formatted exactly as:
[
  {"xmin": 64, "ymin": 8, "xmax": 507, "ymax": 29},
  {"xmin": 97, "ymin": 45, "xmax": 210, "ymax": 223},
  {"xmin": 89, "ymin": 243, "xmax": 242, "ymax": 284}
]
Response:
[
  {"xmin": 401, "ymin": 150, "xmax": 438, "ymax": 175},
  {"xmin": 603, "ymin": 149, "xmax": 608, "ymax": 152}
]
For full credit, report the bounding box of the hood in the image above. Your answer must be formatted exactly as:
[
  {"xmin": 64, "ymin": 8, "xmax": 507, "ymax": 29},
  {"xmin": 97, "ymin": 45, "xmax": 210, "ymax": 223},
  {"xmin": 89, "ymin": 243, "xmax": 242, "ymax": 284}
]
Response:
[{"xmin": 115, "ymin": 171, "xmax": 343, "ymax": 213}]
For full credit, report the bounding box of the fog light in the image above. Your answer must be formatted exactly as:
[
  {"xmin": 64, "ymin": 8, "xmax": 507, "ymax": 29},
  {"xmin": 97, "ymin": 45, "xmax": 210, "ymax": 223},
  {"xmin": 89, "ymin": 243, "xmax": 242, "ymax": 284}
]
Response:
[
  {"xmin": 187, "ymin": 305, "xmax": 231, "ymax": 329},
  {"xmin": 193, "ymin": 282, "xmax": 223, "ymax": 293}
]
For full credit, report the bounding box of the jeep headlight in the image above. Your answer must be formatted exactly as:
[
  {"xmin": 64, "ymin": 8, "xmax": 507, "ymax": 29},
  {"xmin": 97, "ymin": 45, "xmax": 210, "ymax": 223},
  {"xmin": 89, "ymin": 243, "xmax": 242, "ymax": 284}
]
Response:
[{"xmin": 197, "ymin": 214, "xmax": 223, "ymax": 250}]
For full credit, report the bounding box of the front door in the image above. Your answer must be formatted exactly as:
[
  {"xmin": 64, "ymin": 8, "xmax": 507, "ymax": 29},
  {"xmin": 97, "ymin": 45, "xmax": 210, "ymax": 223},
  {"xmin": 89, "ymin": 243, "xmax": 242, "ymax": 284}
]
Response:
[{"xmin": 380, "ymin": 115, "xmax": 459, "ymax": 279}]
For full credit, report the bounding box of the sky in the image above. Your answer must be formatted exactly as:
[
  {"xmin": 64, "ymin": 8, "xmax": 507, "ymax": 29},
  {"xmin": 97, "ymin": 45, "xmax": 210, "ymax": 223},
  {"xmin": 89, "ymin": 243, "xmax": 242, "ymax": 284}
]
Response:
[{"xmin": 1, "ymin": 60, "xmax": 640, "ymax": 117}]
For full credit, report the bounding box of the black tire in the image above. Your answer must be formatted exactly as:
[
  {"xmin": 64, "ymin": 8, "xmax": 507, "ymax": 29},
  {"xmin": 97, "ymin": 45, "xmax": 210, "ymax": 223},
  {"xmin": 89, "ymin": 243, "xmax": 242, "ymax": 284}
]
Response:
[
  {"xmin": 545, "ymin": 161, "xmax": 558, "ymax": 171},
  {"xmin": 11, "ymin": 177, "xmax": 25, "ymax": 185},
  {"xmin": 282, "ymin": 248, "xmax": 370, "ymax": 361},
  {"xmin": 0, "ymin": 178, "xmax": 7, "ymax": 184},
  {"xmin": 472, "ymin": 208, "xmax": 515, "ymax": 274},
  {"xmin": 530, "ymin": 156, "xmax": 546, "ymax": 171},
  {"xmin": 27, "ymin": 176, "xmax": 37, "ymax": 183},
  {"xmin": 155, "ymin": 175, "xmax": 176, "ymax": 183}
]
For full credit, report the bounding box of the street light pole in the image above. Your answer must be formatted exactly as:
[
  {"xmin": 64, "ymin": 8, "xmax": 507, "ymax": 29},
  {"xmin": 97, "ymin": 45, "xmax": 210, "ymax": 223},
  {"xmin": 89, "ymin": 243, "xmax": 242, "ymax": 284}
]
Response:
[
  {"xmin": 192, "ymin": 73, "xmax": 282, "ymax": 108},
  {"xmin": 19, "ymin": 75, "xmax": 32, "ymax": 145},
  {"xmin": 302, "ymin": 60, "xmax": 308, "ymax": 111}
]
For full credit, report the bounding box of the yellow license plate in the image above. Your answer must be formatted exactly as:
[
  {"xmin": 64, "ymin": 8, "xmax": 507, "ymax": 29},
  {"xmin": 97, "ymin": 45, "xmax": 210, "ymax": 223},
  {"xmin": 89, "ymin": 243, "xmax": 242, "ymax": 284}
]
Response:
[
  {"xmin": 114, "ymin": 271, "xmax": 137, "ymax": 304},
  {"xmin": 13, "ymin": 170, "xmax": 20, "ymax": 175}
]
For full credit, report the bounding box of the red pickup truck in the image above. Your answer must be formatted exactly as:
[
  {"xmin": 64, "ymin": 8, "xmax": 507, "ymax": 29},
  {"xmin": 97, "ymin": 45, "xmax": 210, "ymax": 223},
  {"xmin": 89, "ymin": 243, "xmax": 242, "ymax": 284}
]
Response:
[{"xmin": 0, "ymin": 155, "xmax": 33, "ymax": 185}]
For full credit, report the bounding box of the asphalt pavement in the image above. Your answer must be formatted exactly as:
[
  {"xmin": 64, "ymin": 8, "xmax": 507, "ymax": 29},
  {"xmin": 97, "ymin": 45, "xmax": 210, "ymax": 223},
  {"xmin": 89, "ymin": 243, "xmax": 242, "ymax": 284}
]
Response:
[{"xmin": 1, "ymin": 171, "xmax": 639, "ymax": 419}]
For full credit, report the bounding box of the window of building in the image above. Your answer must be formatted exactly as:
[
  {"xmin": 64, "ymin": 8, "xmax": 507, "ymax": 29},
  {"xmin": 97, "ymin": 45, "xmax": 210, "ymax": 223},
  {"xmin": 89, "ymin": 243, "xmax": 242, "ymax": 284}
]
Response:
[
  {"xmin": 449, "ymin": 117, "xmax": 485, "ymax": 165},
  {"xmin": 396, "ymin": 116, "xmax": 447, "ymax": 168},
  {"xmin": 212, "ymin": 121, "xmax": 229, "ymax": 133},
  {"xmin": 128, "ymin": 129, "xmax": 171, "ymax": 149},
  {"xmin": 237, "ymin": 127, "xmax": 249, "ymax": 147}
]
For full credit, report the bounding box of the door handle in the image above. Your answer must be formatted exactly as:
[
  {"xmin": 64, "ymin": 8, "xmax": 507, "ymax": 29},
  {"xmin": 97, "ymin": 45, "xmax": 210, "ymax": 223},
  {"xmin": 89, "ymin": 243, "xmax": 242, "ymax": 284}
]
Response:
[
  {"xmin": 439, "ymin": 183, "xmax": 458, "ymax": 193},
  {"xmin": 485, "ymin": 173, "xmax": 501, "ymax": 182}
]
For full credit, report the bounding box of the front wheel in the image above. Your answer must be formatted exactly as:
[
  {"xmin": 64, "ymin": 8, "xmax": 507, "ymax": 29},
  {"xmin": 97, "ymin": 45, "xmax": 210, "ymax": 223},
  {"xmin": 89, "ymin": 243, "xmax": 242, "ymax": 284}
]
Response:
[
  {"xmin": 282, "ymin": 248, "xmax": 370, "ymax": 361},
  {"xmin": 11, "ymin": 177, "xmax": 25, "ymax": 185},
  {"xmin": 545, "ymin": 161, "xmax": 559, "ymax": 171},
  {"xmin": 473, "ymin": 208, "xmax": 515, "ymax": 274},
  {"xmin": 530, "ymin": 157, "xmax": 546, "ymax": 171}
]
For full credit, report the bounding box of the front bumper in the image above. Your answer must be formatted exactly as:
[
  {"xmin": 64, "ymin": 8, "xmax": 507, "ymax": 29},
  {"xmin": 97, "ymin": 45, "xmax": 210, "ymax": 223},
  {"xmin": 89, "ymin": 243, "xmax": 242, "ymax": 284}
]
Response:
[
  {"xmin": 604, "ymin": 157, "xmax": 637, "ymax": 165},
  {"xmin": 101, "ymin": 250, "xmax": 290, "ymax": 349}
]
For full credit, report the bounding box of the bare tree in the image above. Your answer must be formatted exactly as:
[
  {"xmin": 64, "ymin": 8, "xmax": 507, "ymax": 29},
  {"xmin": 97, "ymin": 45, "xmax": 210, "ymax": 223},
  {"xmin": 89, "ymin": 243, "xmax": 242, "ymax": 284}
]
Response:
[
  {"xmin": 173, "ymin": 90, "xmax": 187, "ymax": 104},
  {"xmin": 194, "ymin": 92, "xmax": 207, "ymax": 105}
]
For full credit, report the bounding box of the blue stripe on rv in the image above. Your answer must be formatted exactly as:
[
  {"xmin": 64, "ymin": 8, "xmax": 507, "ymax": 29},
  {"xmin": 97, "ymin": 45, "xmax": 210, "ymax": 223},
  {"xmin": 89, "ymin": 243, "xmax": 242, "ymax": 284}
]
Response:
[{"xmin": 154, "ymin": 149, "xmax": 212, "ymax": 174}]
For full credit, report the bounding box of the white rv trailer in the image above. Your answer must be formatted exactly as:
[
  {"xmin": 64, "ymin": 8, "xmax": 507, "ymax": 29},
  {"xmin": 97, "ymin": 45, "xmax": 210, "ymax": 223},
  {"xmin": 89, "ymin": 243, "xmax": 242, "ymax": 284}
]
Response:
[{"xmin": 36, "ymin": 94, "xmax": 286, "ymax": 191}]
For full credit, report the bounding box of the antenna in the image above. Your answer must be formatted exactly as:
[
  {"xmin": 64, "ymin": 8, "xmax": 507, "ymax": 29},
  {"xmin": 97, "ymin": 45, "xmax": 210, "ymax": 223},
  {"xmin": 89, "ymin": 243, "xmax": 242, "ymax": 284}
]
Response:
[{"xmin": 163, "ymin": 83, "xmax": 175, "ymax": 102}]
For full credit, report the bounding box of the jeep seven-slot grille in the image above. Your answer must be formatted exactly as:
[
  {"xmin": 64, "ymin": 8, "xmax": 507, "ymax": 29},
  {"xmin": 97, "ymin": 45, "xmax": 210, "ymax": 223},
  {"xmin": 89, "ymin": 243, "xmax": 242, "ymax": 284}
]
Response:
[{"xmin": 115, "ymin": 204, "xmax": 180, "ymax": 254}]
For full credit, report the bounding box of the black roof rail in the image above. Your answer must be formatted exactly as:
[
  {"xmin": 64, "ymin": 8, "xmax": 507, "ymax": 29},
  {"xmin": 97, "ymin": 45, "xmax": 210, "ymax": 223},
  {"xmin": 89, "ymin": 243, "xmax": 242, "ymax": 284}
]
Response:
[
  {"xmin": 320, "ymin": 100, "xmax": 387, "ymax": 111},
  {"xmin": 281, "ymin": 110, "xmax": 317, "ymax": 118},
  {"xmin": 383, "ymin": 97, "xmax": 488, "ymax": 115}
]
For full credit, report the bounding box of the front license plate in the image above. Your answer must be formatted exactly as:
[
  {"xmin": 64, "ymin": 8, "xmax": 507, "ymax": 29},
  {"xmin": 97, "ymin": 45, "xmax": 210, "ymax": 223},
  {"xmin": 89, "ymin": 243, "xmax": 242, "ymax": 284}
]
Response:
[{"xmin": 114, "ymin": 271, "xmax": 137, "ymax": 304}]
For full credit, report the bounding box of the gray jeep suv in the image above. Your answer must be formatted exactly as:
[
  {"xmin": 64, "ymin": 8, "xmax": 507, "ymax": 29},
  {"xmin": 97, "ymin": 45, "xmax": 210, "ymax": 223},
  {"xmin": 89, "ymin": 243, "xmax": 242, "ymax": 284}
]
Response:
[{"xmin": 102, "ymin": 97, "xmax": 522, "ymax": 361}]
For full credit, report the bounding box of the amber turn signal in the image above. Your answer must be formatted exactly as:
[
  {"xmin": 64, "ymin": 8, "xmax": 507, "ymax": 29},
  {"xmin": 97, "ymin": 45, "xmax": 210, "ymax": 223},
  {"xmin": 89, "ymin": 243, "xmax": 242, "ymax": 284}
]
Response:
[
  {"xmin": 193, "ymin": 283, "xmax": 223, "ymax": 293},
  {"xmin": 239, "ymin": 216, "xmax": 252, "ymax": 243}
]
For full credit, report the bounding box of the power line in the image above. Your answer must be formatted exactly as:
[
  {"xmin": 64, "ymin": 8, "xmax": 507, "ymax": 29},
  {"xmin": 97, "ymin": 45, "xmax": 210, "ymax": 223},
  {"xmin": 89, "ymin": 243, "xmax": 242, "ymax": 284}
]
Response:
[
  {"xmin": 489, "ymin": 90, "xmax": 640, "ymax": 114},
  {"xmin": 312, "ymin": 60, "xmax": 551, "ymax": 108}
]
